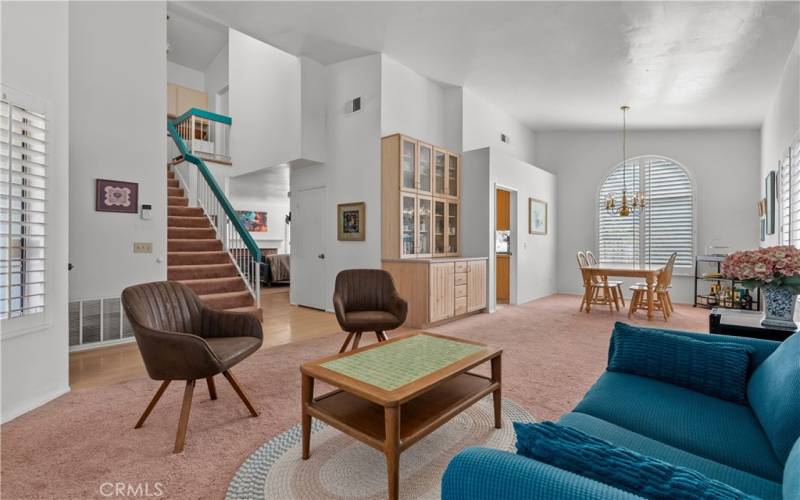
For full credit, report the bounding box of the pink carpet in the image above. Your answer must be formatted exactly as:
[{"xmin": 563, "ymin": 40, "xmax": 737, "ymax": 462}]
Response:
[{"xmin": 1, "ymin": 294, "xmax": 708, "ymax": 499}]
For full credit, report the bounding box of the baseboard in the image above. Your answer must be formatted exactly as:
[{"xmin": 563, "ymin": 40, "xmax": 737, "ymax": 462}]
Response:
[{"xmin": 1, "ymin": 385, "xmax": 70, "ymax": 424}]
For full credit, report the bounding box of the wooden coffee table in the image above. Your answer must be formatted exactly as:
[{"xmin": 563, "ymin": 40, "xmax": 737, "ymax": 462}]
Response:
[{"xmin": 300, "ymin": 332, "xmax": 502, "ymax": 500}]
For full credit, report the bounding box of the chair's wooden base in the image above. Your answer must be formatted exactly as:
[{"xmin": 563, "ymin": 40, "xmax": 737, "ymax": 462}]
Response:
[
  {"xmin": 134, "ymin": 369, "xmax": 259, "ymax": 454},
  {"xmin": 339, "ymin": 330, "xmax": 389, "ymax": 352},
  {"xmin": 580, "ymin": 284, "xmax": 624, "ymax": 313},
  {"xmin": 629, "ymin": 288, "xmax": 673, "ymax": 320}
]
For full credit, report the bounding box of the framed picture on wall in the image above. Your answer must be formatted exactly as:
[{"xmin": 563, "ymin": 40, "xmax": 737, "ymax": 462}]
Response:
[
  {"xmin": 765, "ymin": 171, "xmax": 776, "ymax": 235},
  {"xmin": 95, "ymin": 179, "xmax": 138, "ymax": 213},
  {"xmin": 761, "ymin": 218, "xmax": 766, "ymax": 242},
  {"xmin": 237, "ymin": 210, "xmax": 268, "ymax": 232},
  {"xmin": 338, "ymin": 202, "xmax": 365, "ymax": 241},
  {"xmin": 529, "ymin": 198, "xmax": 547, "ymax": 235}
]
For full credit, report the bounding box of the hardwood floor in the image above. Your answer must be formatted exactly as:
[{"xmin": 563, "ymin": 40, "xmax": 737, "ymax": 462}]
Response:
[{"xmin": 69, "ymin": 288, "xmax": 341, "ymax": 390}]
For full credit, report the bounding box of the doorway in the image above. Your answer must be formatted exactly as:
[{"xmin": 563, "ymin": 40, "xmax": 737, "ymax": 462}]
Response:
[
  {"xmin": 496, "ymin": 188, "xmax": 511, "ymax": 304},
  {"xmin": 291, "ymin": 186, "xmax": 327, "ymax": 310}
]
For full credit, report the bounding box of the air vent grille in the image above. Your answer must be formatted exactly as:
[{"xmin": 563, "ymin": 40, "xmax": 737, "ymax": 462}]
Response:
[{"xmin": 68, "ymin": 297, "xmax": 133, "ymax": 349}]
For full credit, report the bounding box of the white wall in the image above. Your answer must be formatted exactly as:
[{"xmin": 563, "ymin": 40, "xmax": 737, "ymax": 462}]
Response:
[
  {"xmin": 462, "ymin": 148, "xmax": 557, "ymax": 312},
  {"xmin": 204, "ymin": 43, "xmax": 228, "ymax": 111},
  {"xmin": 462, "ymin": 88, "xmax": 537, "ymax": 165},
  {"xmin": 289, "ymin": 54, "xmax": 383, "ymax": 311},
  {"xmin": 1, "ymin": 1, "xmax": 70, "ymax": 422},
  {"xmin": 381, "ymin": 56, "xmax": 456, "ymax": 151},
  {"xmin": 300, "ymin": 57, "xmax": 327, "ymax": 163},
  {"xmin": 761, "ymin": 34, "xmax": 800, "ymax": 247},
  {"xmin": 229, "ymin": 29, "xmax": 301, "ymax": 176},
  {"xmin": 69, "ymin": 1, "xmax": 167, "ymax": 300},
  {"xmin": 535, "ymin": 129, "xmax": 761, "ymax": 303},
  {"xmin": 167, "ymin": 60, "xmax": 204, "ymax": 90}
]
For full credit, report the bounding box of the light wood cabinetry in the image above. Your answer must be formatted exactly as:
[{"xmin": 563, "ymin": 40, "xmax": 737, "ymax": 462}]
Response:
[
  {"xmin": 383, "ymin": 257, "xmax": 488, "ymax": 328},
  {"xmin": 167, "ymin": 83, "xmax": 208, "ymax": 118},
  {"xmin": 383, "ymin": 134, "xmax": 462, "ymax": 260}
]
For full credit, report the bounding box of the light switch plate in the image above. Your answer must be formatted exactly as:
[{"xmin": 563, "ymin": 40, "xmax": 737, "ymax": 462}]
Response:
[{"xmin": 133, "ymin": 242, "xmax": 153, "ymax": 254}]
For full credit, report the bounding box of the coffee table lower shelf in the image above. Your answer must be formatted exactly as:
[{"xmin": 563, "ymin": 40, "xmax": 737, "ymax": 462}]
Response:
[{"xmin": 306, "ymin": 372, "xmax": 497, "ymax": 452}]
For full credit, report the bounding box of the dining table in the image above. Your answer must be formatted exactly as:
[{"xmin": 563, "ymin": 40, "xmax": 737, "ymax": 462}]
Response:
[{"xmin": 582, "ymin": 263, "xmax": 666, "ymax": 320}]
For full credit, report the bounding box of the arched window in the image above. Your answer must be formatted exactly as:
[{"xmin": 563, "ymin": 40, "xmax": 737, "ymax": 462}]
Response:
[{"xmin": 597, "ymin": 156, "xmax": 694, "ymax": 271}]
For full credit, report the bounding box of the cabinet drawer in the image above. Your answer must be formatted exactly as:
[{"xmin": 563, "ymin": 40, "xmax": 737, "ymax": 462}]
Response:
[
  {"xmin": 454, "ymin": 272, "xmax": 467, "ymax": 286},
  {"xmin": 455, "ymin": 284, "xmax": 467, "ymax": 298},
  {"xmin": 455, "ymin": 296, "xmax": 467, "ymax": 315},
  {"xmin": 455, "ymin": 261, "xmax": 468, "ymax": 273}
]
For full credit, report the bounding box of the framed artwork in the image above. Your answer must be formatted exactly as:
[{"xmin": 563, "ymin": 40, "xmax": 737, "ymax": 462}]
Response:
[
  {"xmin": 757, "ymin": 198, "xmax": 766, "ymax": 217},
  {"xmin": 338, "ymin": 202, "xmax": 365, "ymax": 241},
  {"xmin": 761, "ymin": 218, "xmax": 766, "ymax": 242},
  {"xmin": 96, "ymin": 179, "xmax": 138, "ymax": 213},
  {"xmin": 528, "ymin": 198, "xmax": 547, "ymax": 235},
  {"xmin": 766, "ymin": 171, "xmax": 776, "ymax": 235},
  {"xmin": 237, "ymin": 210, "xmax": 268, "ymax": 232}
]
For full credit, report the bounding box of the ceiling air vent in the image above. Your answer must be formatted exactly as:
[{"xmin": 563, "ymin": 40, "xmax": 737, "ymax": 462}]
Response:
[
  {"xmin": 345, "ymin": 97, "xmax": 362, "ymax": 114},
  {"xmin": 500, "ymin": 133, "xmax": 511, "ymax": 144}
]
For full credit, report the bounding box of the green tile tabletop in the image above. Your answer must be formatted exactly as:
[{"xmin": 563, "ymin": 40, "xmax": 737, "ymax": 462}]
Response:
[{"xmin": 320, "ymin": 335, "xmax": 484, "ymax": 391}]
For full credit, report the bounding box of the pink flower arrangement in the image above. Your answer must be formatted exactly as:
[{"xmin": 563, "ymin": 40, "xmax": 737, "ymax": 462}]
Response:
[{"xmin": 722, "ymin": 245, "xmax": 800, "ymax": 291}]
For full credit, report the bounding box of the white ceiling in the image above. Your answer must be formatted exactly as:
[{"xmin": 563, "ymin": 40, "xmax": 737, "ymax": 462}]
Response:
[
  {"xmin": 178, "ymin": 1, "xmax": 799, "ymax": 130},
  {"xmin": 167, "ymin": 6, "xmax": 227, "ymax": 71},
  {"xmin": 229, "ymin": 164, "xmax": 290, "ymax": 202}
]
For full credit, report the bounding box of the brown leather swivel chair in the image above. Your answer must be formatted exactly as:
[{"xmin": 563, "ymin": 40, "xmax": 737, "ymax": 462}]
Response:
[
  {"xmin": 333, "ymin": 269, "xmax": 408, "ymax": 352},
  {"xmin": 121, "ymin": 281, "xmax": 262, "ymax": 453}
]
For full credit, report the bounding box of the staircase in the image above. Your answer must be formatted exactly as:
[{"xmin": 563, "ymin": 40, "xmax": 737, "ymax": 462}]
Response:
[{"xmin": 166, "ymin": 169, "xmax": 262, "ymax": 320}]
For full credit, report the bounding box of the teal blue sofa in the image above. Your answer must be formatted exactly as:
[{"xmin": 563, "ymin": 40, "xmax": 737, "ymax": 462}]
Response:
[{"xmin": 442, "ymin": 328, "xmax": 800, "ymax": 499}]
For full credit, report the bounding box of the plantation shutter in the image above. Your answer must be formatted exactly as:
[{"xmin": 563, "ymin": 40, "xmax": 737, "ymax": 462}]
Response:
[
  {"xmin": 0, "ymin": 96, "xmax": 47, "ymax": 319},
  {"xmin": 780, "ymin": 146, "xmax": 792, "ymax": 245},
  {"xmin": 597, "ymin": 161, "xmax": 640, "ymax": 265},
  {"xmin": 644, "ymin": 158, "xmax": 693, "ymax": 269}
]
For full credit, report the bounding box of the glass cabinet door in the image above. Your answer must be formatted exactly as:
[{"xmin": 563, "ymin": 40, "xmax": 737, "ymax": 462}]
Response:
[
  {"xmin": 434, "ymin": 200, "xmax": 446, "ymax": 255},
  {"xmin": 401, "ymin": 194, "xmax": 416, "ymax": 257},
  {"xmin": 434, "ymin": 149, "xmax": 446, "ymax": 196},
  {"xmin": 418, "ymin": 144, "xmax": 432, "ymax": 194},
  {"xmin": 447, "ymin": 153, "xmax": 459, "ymax": 198},
  {"xmin": 401, "ymin": 138, "xmax": 416, "ymax": 191},
  {"xmin": 417, "ymin": 197, "xmax": 432, "ymax": 256},
  {"xmin": 447, "ymin": 202, "xmax": 459, "ymax": 255}
]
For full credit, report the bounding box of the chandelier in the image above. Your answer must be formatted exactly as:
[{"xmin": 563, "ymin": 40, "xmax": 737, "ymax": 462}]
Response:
[{"xmin": 605, "ymin": 105, "xmax": 645, "ymax": 216}]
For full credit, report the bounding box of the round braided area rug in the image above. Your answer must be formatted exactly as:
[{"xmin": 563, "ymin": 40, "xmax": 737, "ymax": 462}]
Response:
[{"xmin": 227, "ymin": 397, "xmax": 534, "ymax": 500}]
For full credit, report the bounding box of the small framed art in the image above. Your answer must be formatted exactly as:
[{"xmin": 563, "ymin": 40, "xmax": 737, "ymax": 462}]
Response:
[
  {"xmin": 96, "ymin": 179, "xmax": 138, "ymax": 213},
  {"xmin": 337, "ymin": 202, "xmax": 365, "ymax": 241}
]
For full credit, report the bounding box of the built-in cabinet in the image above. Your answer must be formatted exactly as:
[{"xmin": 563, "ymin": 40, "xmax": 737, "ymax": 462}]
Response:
[
  {"xmin": 384, "ymin": 258, "xmax": 488, "ymax": 328},
  {"xmin": 382, "ymin": 133, "xmax": 486, "ymax": 327},
  {"xmin": 383, "ymin": 134, "xmax": 460, "ymax": 259}
]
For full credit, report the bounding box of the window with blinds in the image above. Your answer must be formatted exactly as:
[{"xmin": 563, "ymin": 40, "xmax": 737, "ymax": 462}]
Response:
[
  {"xmin": 780, "ymin": 139, "xmax": 800, "ymax": 246},
  {"xmin": 597, "ymin": 156, "xmax": 694, "ymax": 270},
  {"xmin": 0, "ymin": 97, "xmax": 47, "ymax": 320}
]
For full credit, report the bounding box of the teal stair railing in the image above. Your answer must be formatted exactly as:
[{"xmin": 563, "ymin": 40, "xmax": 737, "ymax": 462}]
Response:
[{"xmin": 168, "ymin": 109, "xmax": 261, "ymax": 304}]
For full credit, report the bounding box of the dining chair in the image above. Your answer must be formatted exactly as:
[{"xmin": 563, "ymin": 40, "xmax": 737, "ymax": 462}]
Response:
[
  {"xmin": 628, "ymin": 253, "xmax": 677, "ymax": 320},
  {"xmin": 577, "ymin": 252, "xmax": 622, "ymax": 313},
  {"xmin": 121, "ymin": 281, "xmax": 262, "ymax": 453},
  {"xmin": 586, "ymin": 251, "xmax": 625, "ymax": 307}
]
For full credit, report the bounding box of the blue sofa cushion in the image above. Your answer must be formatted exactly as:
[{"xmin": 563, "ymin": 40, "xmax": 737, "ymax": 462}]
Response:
[
  {"xmin": 514, "ymin": 421, "xmax": 757, "ymax": 500},
  {"xmin": 558, "ymin": 412, "xmax": 783, "ymax": 500},
  {"xmin": 574, "ymin": 371, "xmax": 783, "ymax": 481},
  {"xmin": 748, "ymin": 332, "xmax": 800, "ymax": 464},
  {"xmin": 608, "ymin": 322, "xmax": 753, "ymax": 404},
  {"xmin": 442, "ymin": 447, "xmax": 642, "ymax": 500}
]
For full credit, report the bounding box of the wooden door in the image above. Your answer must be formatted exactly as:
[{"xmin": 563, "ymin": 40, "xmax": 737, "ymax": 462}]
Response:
[
  {"xmin": 447, "ymin": 153, "xmax": 460, "ymax": 198},
  {"xmin": 429, "ymin": 262, "xmax": 455, "ymax": 322},
  {"xmin": 400, "ymin": 193, "xmax": 417, "ymax": 258},
  {"xmin": 400, "ymin": 137, "xmax": 417, "ymax": 192},
  {"xmin": 467, "ymin": 260, "xmax": 487, "ymax": 312},
  {"xmin": 418, "ymin": 143, "xmax": 433, "ymax": 194},
  {"xmin": 496, "ymin": 189, "xmax": 511, "ymax": 230},
  {"xmin": 417, "ymin": 196, "xmax": 432, "ymax": 257},
  {"xmin": 496, "ymin": 254, "xmax": 510, "ymax": 304},
  {"xmin": 433, "ymin": 149, "xmax": 447, "ymax": 197}
]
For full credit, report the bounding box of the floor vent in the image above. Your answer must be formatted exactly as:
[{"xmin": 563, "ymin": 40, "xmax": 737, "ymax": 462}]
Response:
[{"xmin": 68, "ymin": 297, "xmax": 134, "ymax": 350}]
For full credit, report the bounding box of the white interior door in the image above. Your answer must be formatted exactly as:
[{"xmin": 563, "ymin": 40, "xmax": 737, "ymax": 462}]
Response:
[{"xmin": 291, "ymin": 187, "xmax": 327, "ymax": 310}]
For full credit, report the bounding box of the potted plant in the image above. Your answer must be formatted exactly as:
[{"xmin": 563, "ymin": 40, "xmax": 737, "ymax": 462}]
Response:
[{"xmin": 722, "ymin": 245, "xmax": 800, "ymax": 330}]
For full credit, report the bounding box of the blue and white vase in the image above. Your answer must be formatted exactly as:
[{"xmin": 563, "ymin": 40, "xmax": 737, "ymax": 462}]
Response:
[{"xmin": 761, "ymin": 286, "xmax": 799, "ymax": 330}]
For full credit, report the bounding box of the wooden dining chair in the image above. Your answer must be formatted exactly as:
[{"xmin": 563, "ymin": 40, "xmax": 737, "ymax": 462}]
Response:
[
  {"xmin": 628, "ymin": 253, "xmax": 677, "ymax": 320},
  {"xmin": 586, "ymin": 251, "xmax": 625, "ymax": 307},
  {"xmin": 577, "ymin": 252, "xmax": 622, "ymax": 313}
]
